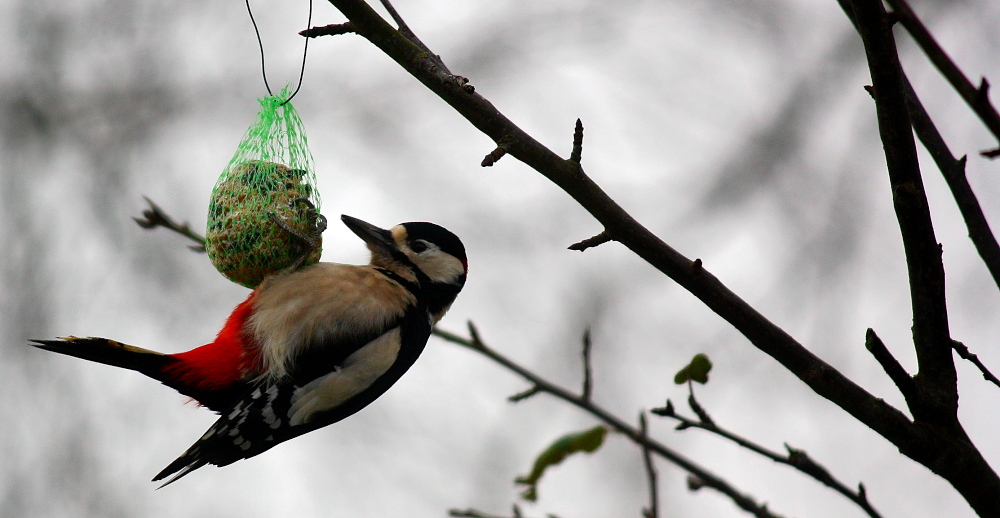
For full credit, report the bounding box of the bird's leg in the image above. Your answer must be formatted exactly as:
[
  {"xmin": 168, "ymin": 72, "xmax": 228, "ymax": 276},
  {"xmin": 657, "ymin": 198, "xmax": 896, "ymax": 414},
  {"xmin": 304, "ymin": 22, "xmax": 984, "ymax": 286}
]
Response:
[{"xmin": 270, "ymin": 198, "xmax": 326, "ymax": 271}]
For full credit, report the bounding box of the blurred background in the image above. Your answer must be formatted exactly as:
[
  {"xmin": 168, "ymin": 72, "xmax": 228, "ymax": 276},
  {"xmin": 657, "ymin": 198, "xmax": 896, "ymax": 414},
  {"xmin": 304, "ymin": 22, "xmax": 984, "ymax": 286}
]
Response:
[{"xmin": 2, "ymin": 0, "xmax": 999, "ymax": 516}]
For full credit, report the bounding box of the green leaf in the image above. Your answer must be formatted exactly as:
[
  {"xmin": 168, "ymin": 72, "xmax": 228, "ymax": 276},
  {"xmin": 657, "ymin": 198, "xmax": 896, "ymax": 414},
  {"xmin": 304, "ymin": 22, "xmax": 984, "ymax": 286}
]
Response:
[
  {"xmin": 515, "ymin": 425, "xmax": 608, "ymax": 501},
  {"xmin": 674, "ymin": 353, "xmax": 713, "ymax": 385}
]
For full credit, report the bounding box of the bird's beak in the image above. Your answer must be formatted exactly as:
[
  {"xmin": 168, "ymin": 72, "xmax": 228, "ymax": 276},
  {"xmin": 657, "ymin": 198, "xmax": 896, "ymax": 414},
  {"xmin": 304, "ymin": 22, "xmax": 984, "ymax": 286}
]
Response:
[{"xmin": 341, "ymin": 215, "xmax": 397, "ymax": 255}]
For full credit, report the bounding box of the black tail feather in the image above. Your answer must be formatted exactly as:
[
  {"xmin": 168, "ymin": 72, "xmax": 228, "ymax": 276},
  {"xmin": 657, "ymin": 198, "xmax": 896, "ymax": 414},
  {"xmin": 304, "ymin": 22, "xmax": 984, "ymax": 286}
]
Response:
[
  {"xmin": 29, "ymin": 337, "xmax": 175, "ymax": 379},
  {"xmin": 30, "ymin": 336, "xmax": 248, "ymax": 413},
  {"xmin": 153, "ymin": 454, "xmax": 210, "ymax": 488}
]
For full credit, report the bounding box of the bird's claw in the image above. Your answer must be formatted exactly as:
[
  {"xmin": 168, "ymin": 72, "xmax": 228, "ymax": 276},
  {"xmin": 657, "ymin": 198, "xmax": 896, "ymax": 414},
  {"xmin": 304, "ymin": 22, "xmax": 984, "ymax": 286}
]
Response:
[{"xmin": 270, "ymin": 198, "xmax": 326, "ymax": 271}]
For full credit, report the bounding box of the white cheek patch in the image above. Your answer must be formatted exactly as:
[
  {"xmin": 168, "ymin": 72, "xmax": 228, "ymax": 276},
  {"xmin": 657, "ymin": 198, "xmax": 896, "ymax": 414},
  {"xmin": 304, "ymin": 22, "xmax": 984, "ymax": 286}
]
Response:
[
  {"xmin": 416, "ymin": 252, "xmax": 466, "ymax": 285},
  {"xmin": 287, "ymin": 327, "xmax": 402, "ymax": 426}
]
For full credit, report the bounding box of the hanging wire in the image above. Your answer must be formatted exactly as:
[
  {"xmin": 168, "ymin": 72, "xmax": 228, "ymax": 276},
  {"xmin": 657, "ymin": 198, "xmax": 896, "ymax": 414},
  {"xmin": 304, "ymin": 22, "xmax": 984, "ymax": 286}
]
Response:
[{"xmin": 245, "ymin": 0, "xmax": 313, "ymax": 105}]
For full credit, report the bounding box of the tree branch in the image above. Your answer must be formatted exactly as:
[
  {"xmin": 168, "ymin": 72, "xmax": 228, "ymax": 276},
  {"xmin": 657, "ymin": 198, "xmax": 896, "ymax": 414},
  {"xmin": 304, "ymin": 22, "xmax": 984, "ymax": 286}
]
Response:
[
  {"xmin": 133, "ymin": 197, "xmax": 206, "ymax": 252},
  {"xmin": 570, "ymin": 118, "xmax": 584, "ymax": 164},
  {"xmin": 377, "ymin": 0, "xmax": 448, "ymax": 73},
  {"xmin": 901, "ymin": 74, "xmax": 1000, "ymax": 294},
  {"xmin": 883, "ymin": 0, "xmax": 1000, "ymax": 158},
  {"xmin": 449, "ymin": 506, "xmax": 548, "ymax": 518},
  {"xmin": 434, "ymin": 325, "xmax": 783, "ymax": 518},
  {"xmin": 325, "ymin": 0, "xmax": 919, "ymax": 458},
  {"xmin": 951, "ymin": 340, "xmax": 1000, "ymax": 390},
  {"xmin": 864, "ymin": 328, "xmax": 918, "ymax": 406},
  {"xmin": 652, "ymin": 396, "xmax": 883, "ymax": 518},
  {"xmin": 580, "ymin": 328, "xmax": 593, "ymax": 401},
  {"xmin": 849, "ymin": 0, "xmax": 956, "ymax": 422},
  {"xmin": 481, "ymin": 143, "xmax": 508, "ymax": 167},
  {"xmin": 299, "ymin": 22, "xmax": 357, "ymax": 38},
  {"xmin": 638, "ymin": 413, "xmax": 659, "ymax": 518},
  {"xmin": 322, "ymin": 1, "xmax": 1000, "ymax": 513},
  {"xmin": 841, "ymin": 1, "xmax": 1000, "ymax": 387},
  {"xmin": 568, "ymin": 230, "xmax": 612, "ymax": 252}
]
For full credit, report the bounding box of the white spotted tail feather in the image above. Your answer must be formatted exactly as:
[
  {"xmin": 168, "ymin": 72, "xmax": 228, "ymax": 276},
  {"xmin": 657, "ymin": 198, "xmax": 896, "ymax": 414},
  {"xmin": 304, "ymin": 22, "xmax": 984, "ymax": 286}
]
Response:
[{"xmin": 154, "ymin": 215, "xmax": 467, "ymax": 487}]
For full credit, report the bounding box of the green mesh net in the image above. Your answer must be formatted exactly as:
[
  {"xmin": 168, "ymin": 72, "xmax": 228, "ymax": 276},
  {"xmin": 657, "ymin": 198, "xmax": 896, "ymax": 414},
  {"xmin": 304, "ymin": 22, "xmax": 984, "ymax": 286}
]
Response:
[{"xmin": 206, "ymin": 85, "xmax": 323, "ymax": 289}]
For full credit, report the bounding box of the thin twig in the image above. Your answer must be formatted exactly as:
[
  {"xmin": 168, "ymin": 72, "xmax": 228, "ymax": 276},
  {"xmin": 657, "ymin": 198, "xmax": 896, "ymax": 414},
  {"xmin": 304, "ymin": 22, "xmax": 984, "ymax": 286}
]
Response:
[
  {"xmin": 581, "ymin": 328, "xmax": 593, "ymax": 401},
  {"xmin": 448, "ymin": 508, "xmax": 551, "ymax": 518},
  {"xmin": 133, "ymin": 197, "xmax": 206, "ymax": 252},
  {"xmin": 864, "ymin": 329, "xmax": 918, "ymax": 405},
  {"xmin": 686, "ymin": 382, "xmax": 714, "ymax": 427},
  {"xmin": 449, "ymin": 510, "xmax": 507, "ymax": 518},
  {"xmin": 952, "ymin": 340, "xmax": 1000, "ymax": 390},
  {"xmin": 299, "ymin": 22, "xmax": 357, "ymax": 38},
  {"xmin": 570, "ymin": 119, "xmax": 584, "ymax": 164},
  {"xmin": 884, "ymin": 0, "xmax": 1000, "ymax": 157},
  {"xmin": 639, "ymin": 413, "xmax": 659, "ymax": 518},
  {"xmin": 901, "ymin": 73, "xmax": 1000, "ymax": 293},
  {"xmin": 434, "ymin": 325, "xmax": 783, "ymax": 518},
  {"xmin": 481, "ymin": 145, "xmax": 508, "ymax": 167},
  {"xmin": 652, "ymin": 397, "xmax": 883, "ymax": 518},
  {"xmin": 568, "ymin": 230, "xmax": 611, "ymax": 252},
  {"xmin": 508, "ymin": 386, "xmax": 541, "ymax": 403},
  {"xmin": 378, "ymin": 0, "xmax": 450, "ymax": 74}
]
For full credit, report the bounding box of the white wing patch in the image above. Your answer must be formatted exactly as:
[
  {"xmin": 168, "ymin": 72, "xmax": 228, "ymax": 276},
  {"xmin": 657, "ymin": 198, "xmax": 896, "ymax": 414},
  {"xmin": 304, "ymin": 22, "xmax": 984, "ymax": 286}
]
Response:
[{"xmin": 287, "ymin": 327, "xmax": 402, "ymax": 426}]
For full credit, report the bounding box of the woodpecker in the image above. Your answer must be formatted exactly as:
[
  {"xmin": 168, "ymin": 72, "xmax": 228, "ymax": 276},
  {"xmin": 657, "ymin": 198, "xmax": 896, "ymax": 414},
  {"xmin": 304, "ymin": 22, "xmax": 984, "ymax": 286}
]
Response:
[{"xmin": 31, "ymin": 215, "xmax": 467, "ymax": 486}]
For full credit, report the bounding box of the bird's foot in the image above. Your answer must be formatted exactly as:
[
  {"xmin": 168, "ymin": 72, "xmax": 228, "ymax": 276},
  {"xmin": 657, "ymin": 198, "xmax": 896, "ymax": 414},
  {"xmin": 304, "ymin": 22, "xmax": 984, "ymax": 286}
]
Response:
[{"xmin": 270, "ymin": 198, "xmax": 326, "ymax": 271}]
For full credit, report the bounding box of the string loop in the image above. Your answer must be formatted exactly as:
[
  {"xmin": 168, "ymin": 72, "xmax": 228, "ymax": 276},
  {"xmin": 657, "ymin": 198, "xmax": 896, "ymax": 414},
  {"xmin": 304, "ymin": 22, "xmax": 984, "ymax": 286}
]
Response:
[{"xmin": 245, "ymin": 0, "xmax": 313, "ymax": 105}]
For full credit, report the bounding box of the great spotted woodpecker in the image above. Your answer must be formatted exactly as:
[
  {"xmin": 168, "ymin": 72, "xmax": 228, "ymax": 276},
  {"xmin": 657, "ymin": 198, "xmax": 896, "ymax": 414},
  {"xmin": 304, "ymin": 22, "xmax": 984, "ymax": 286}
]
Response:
[{"xmin": 31, "ymin": 215, "xmax": 467, "ymax": 486}]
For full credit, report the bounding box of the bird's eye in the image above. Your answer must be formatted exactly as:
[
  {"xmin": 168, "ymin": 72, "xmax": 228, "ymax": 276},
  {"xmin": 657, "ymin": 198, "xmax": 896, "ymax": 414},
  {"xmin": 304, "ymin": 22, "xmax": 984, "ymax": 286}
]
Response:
[{"xmin": 410, "ymin": 240, "xmax": 429, "ymax": 253}]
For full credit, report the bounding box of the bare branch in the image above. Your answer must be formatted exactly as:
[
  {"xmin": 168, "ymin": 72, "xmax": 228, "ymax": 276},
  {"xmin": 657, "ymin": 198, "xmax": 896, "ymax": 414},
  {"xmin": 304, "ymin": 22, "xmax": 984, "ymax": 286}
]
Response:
[
  {"xmin": 902, "ymin": 74, "xmax": 1000, "ymax": 293},
  {"xmin": 299, "ymin": 22, "xmax": 357, "ymax": 38},
  {"xmin": 848, "ymin": 0, "xmax": 956, "ymax": 422},
  {"xmin": 508, "ymin": 386, "xmax": 541, "ymax": 403},
  {"xmin": 686, "ymin": 382, "xmax": 715, "ymax": 427},
  {"xmin": 481, "ymin": 145, "xmax": 508, "ymax": 167},
  {"xmin": 448, "ymin": 508, "xmax": 548, "ymax": 518},
  {"xmin": 951, "ymin": 340, "xmax": 1000, "ymax": 390},
  {"xmin": 449, "ymin": 509, "xmax": 507, "ymax": 518},
  {"xmin": 133, "ymin": 197, "xmax": 206, "ymax": 252},
  {"xmin": 581, "ymin": 328, "xmax": 593, "ymax": 401},
  {"xmin": 864, "ymin": 328, "xmax": 918, "ymax": 405},
  {"xmin": 653, "ymin": 400, "xmax": 883, "ymax": 518},
  {"xmin": 323, "ymin": 0, "xmax": 921, "ymax": 460},
  {"xmin": 570, "ymin": 119, "xmax": 584, "ymax": 164},
  {"xmin": 433, "ymin": 326, "xmax": 783, "ymax": 518},
  {"xmin": 847, "ymin": 5, "xmax": 1000, "ymax": 304},
  {"xmin": 638, "ymin": 413, "xmax": 659, "ymax": 518},
  {"xmin": 378, "ymin": 0, "xmax": 450, "ymax": 73},
  {"xmin": 568, "ymin": 231, "xmax": 611, "ymax": 252},
  {"xmin": 326, "ymin": 0, "xmax": 1000, "ymax": 512},
  {"xmin": 884, "ymin": 0, "xmax": 1000, "ymax": 157}
]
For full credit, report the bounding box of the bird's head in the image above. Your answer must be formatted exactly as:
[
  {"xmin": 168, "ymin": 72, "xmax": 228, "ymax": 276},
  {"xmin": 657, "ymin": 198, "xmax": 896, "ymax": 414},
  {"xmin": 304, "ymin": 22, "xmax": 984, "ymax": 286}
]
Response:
[{"xmin": 341, "ymin": 215, "xmax": 467, "ymax": 291}]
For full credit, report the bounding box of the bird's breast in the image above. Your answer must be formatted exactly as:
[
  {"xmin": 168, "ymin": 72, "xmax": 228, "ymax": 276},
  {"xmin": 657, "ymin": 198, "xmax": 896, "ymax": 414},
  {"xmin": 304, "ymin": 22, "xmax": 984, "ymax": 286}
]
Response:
[{"xmin": 247, "ymin": 263, "xmax": 417, "ymax": 380}]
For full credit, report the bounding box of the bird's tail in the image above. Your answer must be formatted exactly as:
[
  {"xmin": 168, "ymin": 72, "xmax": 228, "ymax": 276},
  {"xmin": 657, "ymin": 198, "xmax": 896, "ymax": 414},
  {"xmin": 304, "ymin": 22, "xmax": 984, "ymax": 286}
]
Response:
[
  {"xmin": 30, "ymin": 337, "xmax": 175, "ymax": 379},
  {"xmin": 31, "ymin": 336, "xmax": 250, "ymax": 413},
  {"xmin": 153, "ymin": 451, "xmax": 210, "ymax": 489}
]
